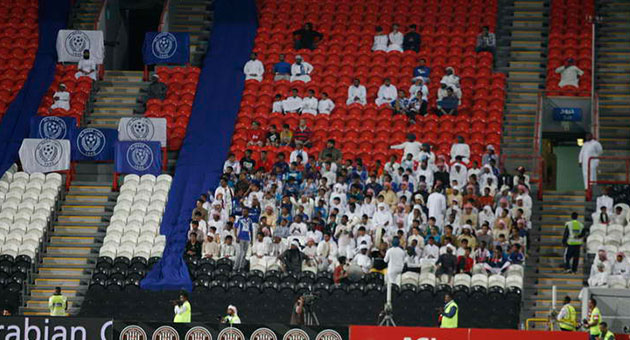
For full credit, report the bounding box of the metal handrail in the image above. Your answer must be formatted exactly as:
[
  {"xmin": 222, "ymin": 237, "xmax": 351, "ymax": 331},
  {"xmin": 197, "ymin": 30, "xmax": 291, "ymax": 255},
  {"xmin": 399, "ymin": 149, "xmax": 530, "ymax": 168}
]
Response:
[
  {"xmin": 586, "ymin": 156, "xmax": 630, "ymax": 200},
  {"xmin": 158, "ymin": 0, "xmax": 171, "ymax": 32},
  {"xmin": 525, "ymin": 317, "xmax": 554, "ymax": 331}
]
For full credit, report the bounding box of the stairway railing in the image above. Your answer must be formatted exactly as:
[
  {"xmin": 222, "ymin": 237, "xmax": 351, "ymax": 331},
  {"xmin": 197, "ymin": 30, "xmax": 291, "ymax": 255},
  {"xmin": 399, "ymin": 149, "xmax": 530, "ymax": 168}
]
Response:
[{"xmin": 586, "ymin": 156, "xmax": 630, "ymax": 200}]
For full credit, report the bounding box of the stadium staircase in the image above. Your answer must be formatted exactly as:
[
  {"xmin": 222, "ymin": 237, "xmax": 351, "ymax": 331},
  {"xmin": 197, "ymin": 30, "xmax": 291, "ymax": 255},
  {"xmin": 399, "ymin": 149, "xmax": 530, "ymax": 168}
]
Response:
[
  {"xmin": 86, "ymin": 70, "xmax": 145, "ymax": 129},
  {"xmin": 595, "ymin": 0, "xmax": 630, "ymax": 183},
  {"xmin": 69, "ymin": 0, "xmax": 103, "ymax": 30},
  {"xmin": 521, "ymin": 190, "xmax": 585, "ymax": 325},
  {"xmin": 498, "ymin": 0, "xmax": 548, "ymax": 172},
  {"xmin": 21, "ymin": 164, "xmax": 117, "ymax": 316},
  {"xmin": 169, "ymin": 0, "xmax": 213, "ymax": 66}
]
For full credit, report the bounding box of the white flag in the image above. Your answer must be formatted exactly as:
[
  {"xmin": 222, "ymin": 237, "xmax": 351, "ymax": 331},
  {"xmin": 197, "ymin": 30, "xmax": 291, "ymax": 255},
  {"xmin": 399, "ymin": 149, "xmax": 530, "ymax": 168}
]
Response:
[
  {"xmin": 56, "ymin": 30, "xmax": 105, "ymax": 64},
  {"xmin": 19, "ymin": 139, "xmax": 71, "ymax": 174},
  {"xmin": 118, "ymin": 117, "xmax": 167, "ymax": 147}
]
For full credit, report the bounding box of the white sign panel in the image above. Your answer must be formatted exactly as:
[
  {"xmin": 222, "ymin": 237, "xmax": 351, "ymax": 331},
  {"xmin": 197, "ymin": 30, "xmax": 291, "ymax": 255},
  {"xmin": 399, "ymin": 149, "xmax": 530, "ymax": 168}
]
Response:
[
  {"xmin": 117, "ymin": 117, "xmax": 167, "ymax": 147},
  {"xmin": 19, "ymin": 139, "xmax": 71, "ymax": 174},
  {"xmin": 56, "ymin": 29, "xmax": 105, "ymax": 64}
]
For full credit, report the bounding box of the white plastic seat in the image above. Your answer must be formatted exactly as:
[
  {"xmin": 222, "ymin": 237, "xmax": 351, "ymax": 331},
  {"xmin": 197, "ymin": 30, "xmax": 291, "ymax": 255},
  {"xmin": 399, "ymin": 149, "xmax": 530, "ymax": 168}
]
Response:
[
  {"xmin": 418, "ymin": 272, "xmax": 436, "ymax": 287},
  {"xmin": 127, "ymin": 214, "xmax": 144, "ymax": 225},
  {"xmin": 25, "ymin": 182, "xmax": 42, "ymax": 192},
  {"xmin": 609, "ymin": 275, "xmax": 626, "ymax": 289},
  {"xmin": 137, "ymin": 182, "xmax": 154, "ymax": 193},
  {"xmin": 608, "ymin": 224, "xmax": 624, "ymax": 238},
  {"xmin": 0, "ymin": 181, "xmax": 8, "ymax": 193},
  {"xmin": 605, "ymin": 235, "xmax": 621, "ymax": 247},
  {"xmin": 154, "ymin": 235, "xmax": 166, "ymax": 247},
  {"xmin": 587, "ymin": 235, "xmax": 604, "ymax": 254},
  {"xmin": 1, "ymin": 243, "xmax": 19, "ymax": 257},
  {"xmin": 119, "ymin": 183, "xmax": 137, "ymax": 194},
  {"xmin": 147, "ymin": 202, "xmax": 164, "ymax": 215},
  {"xmin": 9, "ymin": 181, "xmax": 26, "ymax": 192},
  {"xmin": 123, "ymin": 229, "xmax": 140, "ymax": 240},
  {"xmin": 506, "ymin": 275, "xmax": 523, "ymax": 290},
  {"xmin": 116, "ymin": 245, "xmax": 134, "ymax": 259},
  {"xmin": 454, "ymin": 273, "xmax": 471, "ymax": 288},
  {"xmin": 11, "ymin": 221, "xmax": 28, "ymax": 233},
  {"xmin": 135, "ymin": 191, "xmax": 152, "ymax": 202},
  {"xmin": 401, "ymin": 272, "xmax": 420, "ymax": 286},
  {"xmin": 129, "ymin": 204, "xmax": 147, "ymax": 215},
  {"xmin": 133, "ymin": 246, "xmax": 151, "ymax": 259},
  {"xmin": 23, "ymin": 230, "xmax": 42, "ymax": 242},
  {"xmin": 156, "ymin": 174, "xmax": 172, "ymax": 184},
  {"xmin": 5, "ymin": 230, "xmax": 23, "ymax": 243},
  {"xmin": 0, "ymin": 221, "xmax": 9, "ymax": 233},
  {"xmin": 150, "ymin": 245, "xmax": 164, "ymax": 257},
  {"xmin": 619, "ymin": 244, "xmax": 630, "ymax": 256},
  {"xmin": 109, "ymin": 214, "xmax": 127, "ymax": 224},
  {"xmin": 139, "ymin": 174, "xmax": 156, "ymax": 185},
  {"xmin": 37, "ymin": 198, "xmax": 55, "ymax": 209},
  {"xmin": 590, "ymin": 224, "xmax": 607, "ymax": 237},
  {"xmin": 471, "ymin": 274, "xmax": 488, "ymax": 289},
  {"xmin": 39, "ymin": 189, "xmax": 58, "ymax": 201},
  {"xmin": 488, "ymin": 274, "xmax": 506, "ymax": 289},
  {"xmin": 506, "ymin": 264, "xmax": 524, "ymax": 278},
  {"xmin": 140, "ymin": 227, "xmax": 158, "ymax": 238},
  {"xmin": 45, "ymin": 172, "xmax": 62, "ymax": 183},
  {"xmin": 103, "ymin": 233, "xmax": 122, "ymax": 245},
  {"xmin": 17, "ymin": 201, "xmax": 35, "ymax": 212},
  {"xmin": 5, "ymin": 191, "xmax": 22, "ymax": 201},
  {"xmin": 472, "ymin": 263, "xmax": 485, "ymax": 275},
  {"xmin": 138, "ymin": 233, "xmax": 155, "ymax": 245},
  {"xmin": 0, "ymin": 211, "xmax": 14, "ymax": 223},
  {"xmin": 117, "ymin": 193, "xmax": 134, "ymax": 204},
  {"xmin": 152, "ymin": 190, "xmax": 169, "ymax": 201},
  {"xmin": 107, "ymin": 222, "xmax": 124, "ymax": 235},
  {"xmin": 123, "ymin": 174, "xmax": 140, "ymax": 184},
  {"xmin": 12, "ymin": 172, "xmax": 29, "ymax": 183},
  {"xmin": 144, "ymin": 214, "xmax": 161, "ymax": 225},
  {"xmin": 99, "ymin": 245, "xmax": 117, "ymax": 259},
  {"xmin": 14, "ymin": 213, "xmax": 31, "ymax": 225},
  {"xmin": 420, "ymin": 262, "xmax": 436, "ymax": 274},
  {"xmin": 42, "ymin": 182, "xmax": 60, "ymax": 193},
  {"xmin": 605, "ymin": 245, "xmax": 618, "ymax": 259}
]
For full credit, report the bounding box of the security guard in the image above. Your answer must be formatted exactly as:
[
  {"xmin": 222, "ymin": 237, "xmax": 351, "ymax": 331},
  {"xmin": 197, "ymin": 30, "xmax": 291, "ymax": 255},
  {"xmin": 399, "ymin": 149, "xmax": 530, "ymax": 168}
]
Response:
[
  {"xmin": 222, "ymin": 305, "xmax": 241, "ymax": 325},
  {"xmin": 440, "ymin": 293, "xmax": 458, "ymax": 328},
  {"xmin": 562, "ymin": 212, "xmax": 584, "ymax": 274},
  {"xmin": 173, "ymin": 291, "xmax": 191, "ymax": 323},
  {"xmin": 48, "ymin": 287, "xmax": 67, "ymax": 316},
  {"xmin": 583, "ymin": 298, "xmax": 601, "ymax": 340},
  {"xmin": 557, "ymin": 296, "xmax": 577, "ymax": 331},
  {"xmin": 599, "ymin": 322, "xmax": 615, "ymax": 340}
]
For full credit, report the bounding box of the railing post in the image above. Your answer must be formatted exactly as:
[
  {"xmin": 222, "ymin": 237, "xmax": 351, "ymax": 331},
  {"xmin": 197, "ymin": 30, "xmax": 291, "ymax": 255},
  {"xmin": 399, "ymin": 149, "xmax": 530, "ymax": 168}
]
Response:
[{"xmin": 587, "ymin": 157, "xmax": 593, "ymax": 201}]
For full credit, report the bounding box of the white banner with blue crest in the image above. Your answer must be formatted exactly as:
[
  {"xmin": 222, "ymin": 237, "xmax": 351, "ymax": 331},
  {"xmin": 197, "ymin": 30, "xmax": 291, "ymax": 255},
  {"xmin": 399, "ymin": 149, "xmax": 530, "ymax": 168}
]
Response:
[
  {"xmin": 18, "ymin": 139, "xmax": 71, "ymax": 174},
  {"xmin": 117, "ymin": 117, "xmax": 167, "ymax": 147},
  {"xmin": 56, "ymin": 30, "xmax": 105, "ymax": 64}
]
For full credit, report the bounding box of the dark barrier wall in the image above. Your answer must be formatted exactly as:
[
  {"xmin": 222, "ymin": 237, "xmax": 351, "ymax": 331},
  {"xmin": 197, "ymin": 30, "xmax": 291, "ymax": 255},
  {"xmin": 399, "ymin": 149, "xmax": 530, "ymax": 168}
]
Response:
[
  {"xmin": 0, "ymin": 317, "xmax": 112, "ymax": 340},
  {"xmin": 79, "ymin": 289, "xmax": 520, "ymax": 329}
]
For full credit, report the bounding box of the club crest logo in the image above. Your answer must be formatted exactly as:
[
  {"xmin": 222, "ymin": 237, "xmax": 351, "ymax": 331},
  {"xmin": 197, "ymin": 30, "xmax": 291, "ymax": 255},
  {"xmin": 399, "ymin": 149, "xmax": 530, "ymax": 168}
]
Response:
[
  {"xmin": 217, "ymin": 327, "xmax": 245, "ymax": 340},
  {"xmin": 250, "ymin": 328, "xmax": 277, "ymax": 340},
  {"xmin": 185, "ymin": 326, "xmax": 212, "ymax": 340},
  {"xmin": 65, "ymin": 30, "xmax": 90, "ymax": 58},
  {"xmin": 126, "ymin": 142, "xmax": 154, "ymax": 171},
  {"xmin": 38, "ymin": 116, "xmax": 67, "ymax": 139},
  {"xmin": 152, "ymin": 32, "xmax": 178, "ymax": 59},
  {"xmin": 35, "ymin": 139, "xmax": 63, "ymax": 168},
  {"xmin": 119, "ymin": 325, "xmax": 148, "ymax": 340},
  {"xmin": 126, "ymin": 118, "xmax": 155, "ymax": 140},
  {"xmin": 152, "ymin": 326, "xmax": 180, "ymax": 340},
  {"xmin": 282, "ymin": 329, "xmax": 309, "ymax": 340},
  {"xmin": 77, "ymin": 128, "xmax": 106, "ymax": 157},
  {"xmin": 315, "ymin": 330, "xmax": 342, "ymax": 340}
]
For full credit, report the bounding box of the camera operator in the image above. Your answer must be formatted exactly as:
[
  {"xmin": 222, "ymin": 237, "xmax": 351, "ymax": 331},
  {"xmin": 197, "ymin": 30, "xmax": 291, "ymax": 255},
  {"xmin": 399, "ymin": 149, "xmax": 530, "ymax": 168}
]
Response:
[
  {"xmin": 221, "ymin": 305, "xmax": 241, "ymax": 325},
  {"xmin": 172, "ymin": 291, "xmax": 191, "ymax": 323},
  {"xmin": 290, "ymin": 296, "xmax": 305, "ymax": 325}
]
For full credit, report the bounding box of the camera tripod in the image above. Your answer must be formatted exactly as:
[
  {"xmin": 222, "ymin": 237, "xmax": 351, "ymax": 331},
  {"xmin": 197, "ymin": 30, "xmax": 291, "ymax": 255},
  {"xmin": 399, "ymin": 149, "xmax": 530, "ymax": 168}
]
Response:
[
  {"xmin": 378, "ymin": 281, "xmax": 396, "ymax": 326},
  {"xmin": 303, "ymin": 306, "xmax": 320, "ymax": 326}
]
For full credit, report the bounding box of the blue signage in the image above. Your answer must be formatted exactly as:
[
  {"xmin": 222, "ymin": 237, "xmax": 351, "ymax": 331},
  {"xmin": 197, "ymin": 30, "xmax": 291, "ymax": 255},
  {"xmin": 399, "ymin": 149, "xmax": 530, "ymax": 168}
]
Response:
[{"xmin": 552, "ymin": 107, "xmax": 582, "ymax": 122}]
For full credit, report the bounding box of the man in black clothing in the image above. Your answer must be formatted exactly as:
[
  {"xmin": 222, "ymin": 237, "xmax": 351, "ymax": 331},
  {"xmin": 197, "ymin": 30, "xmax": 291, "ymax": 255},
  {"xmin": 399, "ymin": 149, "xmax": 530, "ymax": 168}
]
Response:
[
  {"xmin": 403, "ymin": 24, "xmax": 421, "ymax": 52},
  {"xmin": 435, "ymin": 247, "xmax": 457, "ymax": 280},
  {"xmin": 293, "ymin": 23, "xmax": 323, "ymax": 50},
  {"xmin": 280, "ymin": 240, "xmax": 306, "ymax": 273},
  {"xmin": 185, "ymin": 232, "xmax": 202, "ymax": 259},
  {"xmin": 147, "ymin": 74, "xmax": 168, "ymax": 100}
]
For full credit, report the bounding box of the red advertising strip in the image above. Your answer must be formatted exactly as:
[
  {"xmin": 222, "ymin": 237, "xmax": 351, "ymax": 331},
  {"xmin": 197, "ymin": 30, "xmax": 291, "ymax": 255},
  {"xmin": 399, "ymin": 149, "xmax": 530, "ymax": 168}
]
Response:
[{"xmin": 349, "ymin": 326, "xmax": 607, "ymax": 340}]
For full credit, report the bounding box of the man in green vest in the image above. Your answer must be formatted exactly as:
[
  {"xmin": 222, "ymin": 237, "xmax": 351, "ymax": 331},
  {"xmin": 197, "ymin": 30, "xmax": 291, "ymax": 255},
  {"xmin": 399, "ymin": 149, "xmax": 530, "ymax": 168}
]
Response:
[
  {"xmin": 598, "ymin": 322, "xmax": 615, "ymax": 340},
  {"xmin": 222, "ymin": 305, "xmax": 241, "ymax": 325},
  {"xmin": 48, "ymin": 287, "xmax": 67, "ymax": 316},
  {"xmin": 173, "ymin": 291, "xmax": 191, "ymax": 323},
  {"xmin": 440, "ymin": 293, "xmax": 458, "ymax": 328},
  {"xmin": 562, "ymin": 212, "xmax": 585, "ymax": 274},
  {"xmin": 582, "ymin": 298, "xmax": 601, "ymax": 340},
  {"xmin": 557, "ymin": 296, "xmax": 577, "ymax": 331}
]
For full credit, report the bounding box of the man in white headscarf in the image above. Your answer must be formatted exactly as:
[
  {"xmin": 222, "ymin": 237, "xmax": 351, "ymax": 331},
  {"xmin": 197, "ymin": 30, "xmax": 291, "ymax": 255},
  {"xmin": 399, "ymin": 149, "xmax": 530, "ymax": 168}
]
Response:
[
  {"xmin": 222, "ymin": 305, "xmax": 241, "ymax": 324},
  {"xmin": 51, "ymin": 83, "xmax": 70, "ymax": 111},
  {"xmin": 578, "ymin": 133, "xmax": 603, "ymax": 190},
  {"xmin": 290, "ymin": 55, "xmax": 313, "ymax": 82}
]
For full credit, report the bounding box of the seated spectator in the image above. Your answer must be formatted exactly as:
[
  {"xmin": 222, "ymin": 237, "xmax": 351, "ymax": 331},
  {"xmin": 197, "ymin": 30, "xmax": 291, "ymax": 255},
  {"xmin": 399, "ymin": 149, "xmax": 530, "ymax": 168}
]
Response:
[
  {"xmin": 611, "ymin": 252, "xmax": 630, "ymax": 279},
  {"xmin": 437, "ymin": 81, "xmax": 462, "ymax": 104},
  {"xmin": 272, "ymin": 94, "xmax": 284, "ymax": 113},
  {"xmin": 279, "ymin": 124, "xmax": 293, "ymax": 146},
  {"xmin": 450, "ymin": 136, "xmax": 471, "ymax": 164},
  {"xmin": 376, "ymin": 78, "xmax": 397, "ymax": 106},
  {"xmin": 474, "ymin": 241, "xmax": 491, "ymax": 263},
  {"xmin": 484, "ymin": 247, "xmax": 509, "ymax": 274},
  {"xmin": 475, "ymin": 26, "xmax": 496, "ymax": 54},
  {"xmin": 591, "ymin": 249, "xmax": 611, "ymax": 277},
  {"xmin": 188, "ymin": 220, "xmax": 206, "ymax": 243},
  {"xmin": 281, "ymin": 239, "xmax": 307, "ymax": 273},
  {"xmin": 441, "ymin": 67, "xmax": 460, "ymax": 89},
  {"xmin": 482, "ymin": 145, "xmax": 498, "ymax": 166},
  {"xmin": 404, "ymin": 246, "xmax": 421, "ymax": 272},
  {"xmin": 390, "ymin": 90, "xmax": 411, "ymax": 116},
  {"xmin": 293, "ymin": 119, "xmax": 313, "ymax": 147},
  {"xmin": 403, "ymin": 24, "xmax": 421, "ymax": 52},
  {"xmin": 435, "ymin": 246, "xmax": 457, "ymax": 283},
  {"xmin": 202, "ymin": 234, "xmax": 220, "ymax": 259},
  {"xmin": 290, "ymin": 55, "xmax": 313, "ymax": 82},
  {"xmin": 75, "ymin": 49, "xmax": 98, "ymax": 81},
  {"xmin": 240, "ymin": 149, "xmax": 256, "ymax": 172},
  {"xmin": 333, "ymin": 256, "xmax": 349, "ymax": 284},
  {"xmin": 185, "ymin": 232, "xmax": 202, "ymax": 259},
  {"xmin": 247, "ymin": 121, "xmax": 265, "ymax": 146},
  {"xmin": 413, "ymin": 58, "xmax": 431, "ymax": 83},
  {"xmin": 555, "ymin": 58, "xmax": 583, "ymax": 88},
  {"xmin": 386, "ymin": 23, "xmax": 403, "ymax": 52},
  {"xmin": 290, "ymin": 141, "xmax": 309, "ymax": 166},
  {"xmin": 192, "ymin": 199, "xmax": 208, "ymax": 221},
  {"xmin": 220, "ymin": 235, "xmax": 236, "ymax": 259},
  {"xmin": 372, "ymin": 26, "xmax": 388, "ymax": 52},
  {"xmin": 456, "ymin": 247, "xmax": 474, "ymax": 274},
  {"xmin": 352, "ymin": 244, "xmax": 372, "ymax": 273},
  {"xmin": 51, "ymin": 83, "xmax": 70, "ymax": 111},
  {"xmin": 513, "ymin": 166, "xmax": 530, "ymax": 188},
  {"xmin": 293, "ymin": 22, "xmax": 323, "ymax": 50},
  {"xmin": 507, "ymin": 244, "xmax": 524, "ymax": 265},
  {"xmin": 437, "ymin": 87, "xmax": 459, "ymax": 116},
  {"xmin": 409, "ymin": 78, "xmax": 429, "ymax": 117},
  {"xmin": 266, "ymin": 124, "xmax": 280, "ymax": 147},
  {"xmin": 301, "ymin": 89, "xmax": 318, "ymax": 115},
  {"xmin": 613, "ymin": 206, "xmax": 627, "ymax": 226},
  {"xmin": 317, "ymin": 92, "xmax": 335, "ymax": 114},
  {"xmin": 243, "ymin": 52, "xmax": 264, "ymax": 81},
  {"xmin": 347, "ymin": 78, "xmax": 367, "ymax": 106},
  {"xmin": 273, "ymin": 54, "xmax": 291, "ymax": 81},
  {"xmin": 145, "ymin": 74, "xmax": 168, "ymax": 101},
  {"xmin": 592, "ymin": 206, "xmax": 611, "ymax": 226},
  {"xmin": 588, "ymin": 263, "xmax": 609, "ymax": 287},
  {"xmin": 282, "ymin": 88, "xmax": 303, "ymax": 113},
  {"xmin": 319, "ymin": 139, "xmax": 342, "ymax": 163}
]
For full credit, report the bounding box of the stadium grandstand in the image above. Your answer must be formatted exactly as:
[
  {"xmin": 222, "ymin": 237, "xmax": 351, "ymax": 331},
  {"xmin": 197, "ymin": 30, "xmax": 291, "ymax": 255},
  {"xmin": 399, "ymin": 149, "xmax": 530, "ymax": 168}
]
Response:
[{"xmin": 0, "ymin": 0, "xmax": 629, "ymax": 339}]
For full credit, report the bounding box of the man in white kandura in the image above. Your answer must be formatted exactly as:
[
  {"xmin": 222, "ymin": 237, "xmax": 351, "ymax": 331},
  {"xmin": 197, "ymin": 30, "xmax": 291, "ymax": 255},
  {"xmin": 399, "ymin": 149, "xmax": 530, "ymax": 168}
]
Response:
[
  {"xmin": 75, "ymin": 49, "xmax": 98, "ymax": 81},
  {"xmin": 386, "ymin": 23, "xmax": 403, "ymax": 52},
  {"xmin": 51, "ymin": 83, "xmax": 70, "ymax": 111},
  {"xmin": 301, "ymin": 89, "xmax": 318, "ymax": 115},
  {"xmin": 375, "ymin": 78, "xmax": 397, "ymax": 106},
  {"xmin": 317, "ymin": 92, "xmax": 335, "ymax": 114},
  {"xmin": 243, "ymin": 52, "xmax": 264, "ymax": 81},
  {"xmin": 347, "ymin": 78, "xmax": 367, "ymax": 105},
  {"xmin": 290, "ymin": 55, "xmax": 313, "ymax": 83},
  {"xmin": 579, "ymin": 133, "xmax": 603, "ymax": 190}
]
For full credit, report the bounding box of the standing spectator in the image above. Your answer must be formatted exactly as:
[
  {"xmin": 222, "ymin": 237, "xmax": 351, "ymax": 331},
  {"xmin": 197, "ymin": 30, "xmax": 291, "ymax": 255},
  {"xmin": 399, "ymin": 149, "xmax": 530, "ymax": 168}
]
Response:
[
  {"xmin": 283, "ymin": 88, "xmax": 303, "ymax": 113},
  {"xmin": 475, "ymin": 26, "xmax": 496, "ymax": 54},
  {"xmin": 234, "ymin": 207, "xmax": 254, "ymax": 271},
  {"xmin": 413, "ymin": 58, "xmax": 431, "ymax": 83},
  {"xmin": 75, "ymin": 49, "xmax": 98, "ymax": 81},
  {"xmin": 273, "ymin": 54, "xmax": 291, "ymax": 81},
  {"xmin": 435, "ymin": 247, "xmax": 457, "ymax": 283},
  {"xmin": 390, "ymin": 133, "xmax": 422, "ymax": 161},
  {"xmin": 290, "ymin": 55, "xmax": 313, "ymax": 82},
  {"xmin": 456, "ymin": 247, "xmax": 474, "ymax": 274},
  {"xmin": 387, "ymin": 23, "xmax": 403, "ymax": 52},
  {"xmin": 51, "ymin": 84, "xmax": 70, "ymax": 111},
  {"xmin": 403, "ymin": 24, "xmax": 421, "ymax": 52},
  {"xmin": 220, "ymin": 235, "xmax": 237, "ymax": 259},
  {"xmin": 317, "ymin": 92, "xmax": 335, "ymax": 114},
  {"xmin": 243, "ymin": 52, "xmax": 264, "ymax": 81},
  {"xmin": 146, "ymin": 74, "xmax": 168, "ymax": 101},
  {"xmin": 293, "ymin": 23, "xmax": 323, "ymax": 50},
  {"xmin": 372, "ymin": 26, "xmax": 388, "ymax": 52},
  {"xmin": 555, "ymin": 58, "xmax": 584, "ymax": 88},
  {"xmin": 562, "ymin": 212, "xmax": 584, "ymax": 274},
  {"xmin": 347, "ymin": 78, "xmax": 367, "ymax": 105},
  {"xmin": 596, "ymin": 187, "xmax": 614, "ymax": 212},
  {"xmin": 280, "ymin": 240, "xmax": 306, "ymax": 273},
  {"xmin": 375, "ymin": 78, "xmax": 397, "ymax": 106},
  {"xmin": 578, "ymin": 133, "xmax": 603, "ymax": 190},
  {"xmin": 482, "ymin": 145, "xmax": 498, "ymax": 166},
  {"xmin": 301, "ymin": 89, "xmax": 318, "ymax": 115},
  {"xmin": 450, "ymin": 136, "xmax": 471, "ymax": 164}
]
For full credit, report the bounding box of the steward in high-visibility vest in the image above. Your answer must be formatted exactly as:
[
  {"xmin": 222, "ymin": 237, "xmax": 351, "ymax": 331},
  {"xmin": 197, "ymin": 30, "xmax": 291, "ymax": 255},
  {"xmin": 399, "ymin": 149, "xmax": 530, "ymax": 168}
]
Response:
[
  {"xmin": 583, "ymin": 298, "xmax": 601, "ymax": 339},
  {"xmin": 565, "ymin": 219, "xmax": 584, "ymax": 246},
  {"xmin": 562, "ymin": 212, "xmax": 585, "ymax": 273},
  {"xmin": 48, "ymin": 287, "xmax": 67, "ymax": 316},
  {"xmin": 173, "ymin": 291, "xmax": 191, "ymax": 323},
  {"xmin": 222, "ymin": 305, "xmax": 242, "ymax": 325},
  {"xmin": 557, "ymin": 296, "xmax": 577, "ymax": 331},
  {"xmin": 440, "ymin": 293, "xmax": 458, "ymax": 328},
  {"xmin": 599, "ymin": 322, "xmax": 615, "ymax": 340}
]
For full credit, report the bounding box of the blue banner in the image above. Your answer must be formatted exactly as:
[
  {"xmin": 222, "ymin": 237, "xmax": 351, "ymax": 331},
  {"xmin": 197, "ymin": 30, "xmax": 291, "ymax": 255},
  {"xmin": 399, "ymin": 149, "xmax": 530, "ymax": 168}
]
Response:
[
  {"xmin": 142, "ymin": 32, "xmax": 190, "ymax": 65},
  {"xmin": 72, "ymin": 127, "xmax": 118, "ymax": 161},
  {"xmin": 29, "ymin": 116, "xmax": 77, "ymax": 140},
  {"xmin": 553, "ymin": 107, "xmax": 582, "ymax": 121},
  {"xmin": 115, "ymin": 141, "xmax": 162, "ymax": 176}
]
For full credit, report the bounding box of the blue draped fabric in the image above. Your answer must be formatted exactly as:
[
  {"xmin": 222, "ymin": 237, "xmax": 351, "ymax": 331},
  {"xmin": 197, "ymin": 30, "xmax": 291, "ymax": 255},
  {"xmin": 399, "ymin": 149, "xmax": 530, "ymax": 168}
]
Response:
[
  {"xmin": 141, "ymin": 0, "xmax": 258, "ymax": 291},
  {"xmin": 0, "ymin": 0, "xmax": 70, "ymax": 174}
]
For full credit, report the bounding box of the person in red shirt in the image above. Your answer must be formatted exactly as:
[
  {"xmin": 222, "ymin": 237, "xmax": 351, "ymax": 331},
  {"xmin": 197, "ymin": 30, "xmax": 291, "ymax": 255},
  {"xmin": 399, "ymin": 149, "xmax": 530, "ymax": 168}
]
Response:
[
  {"xmin": 258, "ymin": 150, "xmax": 273, "ymax": 172},
  {"xmin": 478, "ymin": 186, "xmax": 494, "ymax": 207},
  {"xmin": 456, "ymin": 247, "xmax": 474, "ymax": 274},
  {"xmin": 333, "ymin": 256, "xmax": 349, "ymax": 284},
  {"xmin": 247, "ymin": 121, "xmax": 265, "ymax": 146}
]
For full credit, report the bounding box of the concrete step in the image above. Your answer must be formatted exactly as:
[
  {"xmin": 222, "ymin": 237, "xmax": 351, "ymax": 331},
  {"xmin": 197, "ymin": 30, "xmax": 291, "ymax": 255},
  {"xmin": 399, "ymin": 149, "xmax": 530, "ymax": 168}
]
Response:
[
  {"xmin": 42, "ymin": 256, "xmax": 91, "ymax": 266},
  {"xmin": 57, "ymin": 215, "xmax": 105, "ymax": 223},
  {"xmin": 30, "ymin": 288, "xmax": 79, "ymax": 298},
  {"xmin": 61, "ymin": 204, "xmax": 107, "ymax": 213},
  {"xmin": 46, "ymin": 246, "xmax": 93, "ymax": 255},
  {"xmin": 26, "ymin": 300, "xmax": 75, "ymax": 310},
  {"xmin": 34, "ymin": 277, "xmax": 83, "ymax": 287},
  {"xmin": 38, "ymin": 267, "xmax": 91, "ymax": 277},
  {"xmin": 50, "ymin": 236, "xmax": 96, "ymax": 245}
]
